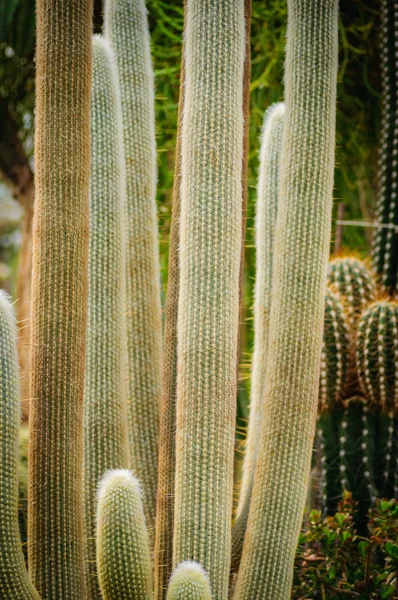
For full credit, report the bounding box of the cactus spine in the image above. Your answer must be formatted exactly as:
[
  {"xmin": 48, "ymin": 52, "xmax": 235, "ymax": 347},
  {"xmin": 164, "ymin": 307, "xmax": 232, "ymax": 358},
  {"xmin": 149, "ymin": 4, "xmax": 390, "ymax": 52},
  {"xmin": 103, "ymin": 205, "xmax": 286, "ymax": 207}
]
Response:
[
  {"xmin": 0, "ymin": 292, "xmax": 40, "ymax": 599},
  {"xmin": 173, "ymin": 0, "xmax": 245, "ymax": 597},
  {"xmin": 166, "ymin": 563, "xmax": 212, "ymax": 600},
  {"xmin": 104, "ymin": 0, "xmax": 162, "ymax": 532},
  {"xmin": 372, "ymin": 0, "xmax": 398, "ymax": 294},
  {"xmin": 83, "ymin": 36, "xmax": 130, "ymax": 599},
  {"xmin": 232, "ymin": 102, "xmax": 285, "ymax": 570},
  {"xmin": 234, "ymin": 1, "xmax": 339, "ymax": 598},
  {"xmin": 96, "ymin": 470, "xmax": 153, "ymax": 600},
  {"xmin": 327, "ymin": 257, "xmax": 376, "ymax": 325},
  {"xmin": 28, "ymin": 0, "xmax": 92, "ymax": 597}
]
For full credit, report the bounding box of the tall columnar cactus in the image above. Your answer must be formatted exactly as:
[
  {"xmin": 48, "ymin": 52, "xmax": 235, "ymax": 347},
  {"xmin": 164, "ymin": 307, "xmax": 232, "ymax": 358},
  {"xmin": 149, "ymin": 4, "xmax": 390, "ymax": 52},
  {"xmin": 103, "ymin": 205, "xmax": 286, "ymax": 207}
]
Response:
[
  {"xmin": 83, "ymin": 35, "xmax": 130, "ymax": 599},
  {"xmin": 154, "ymin": 52, "xmax": 185, "ymax": 600},
  {"xmin": 96, "ymin": 470, "xmax": 153, "ymax": 600},
  {"xmin": 318, "ymin": 288, "xmax": 351, "ymax": 411},
  {"xmin": 327, "ymin": 257, "xmax": 376, "ymax": 325},
  {"xmin": 232, "ymin": 102, "xmax": 285, "ymax": 570},
  {"xmin": 372, "ymin": 0, "xmax": 398, "ymax": 294},
  {"xmin": 234, "ymin": 1, "xmax": 339, "ymax": 598},
  {"xmin": 173, "ymin": 0, "xmax": 245, "ymax": 597},
  {"xmin": 166, "ymin": 563, "xmax": 212, "ymax": 600},
  {"xmin": 28, "ymin": 1, "xmax": 92, "ymax": 597},
  {"xmin": 356, "ymin": 299, "xmax": 398, "ymax": 497},
  {"xmin": 104, "ymin": 0, "xmax": 162, "ymax": 532},
  {"xmin": 0, "ymin": 292, "xmax": 40, "ymax": 599}
]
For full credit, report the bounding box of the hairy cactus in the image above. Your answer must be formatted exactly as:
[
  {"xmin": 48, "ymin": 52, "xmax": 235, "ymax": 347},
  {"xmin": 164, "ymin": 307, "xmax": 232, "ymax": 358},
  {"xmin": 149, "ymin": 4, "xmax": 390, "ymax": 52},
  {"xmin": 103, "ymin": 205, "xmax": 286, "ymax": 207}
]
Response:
[
  {"xmin": 234, "ymin": 1, "xmax": 339, "ymax": 598},
  {"xmin": 232, "ymin": 103, "xmax": 285, "ymax": 569},
  {"xmin": 104, "ymin": 0, "xmax": 162, "ymax": 532},
  {"xmin": 356, "ymin": 299, "xmax": 398, "ymax": 411},
  {"xmin": 318, "ymin": 288, "xmax": 351, "ymax": 411},
  {"xmin": 372, "ymin": 0, "xmax": 398, "ymax": 294},
  {"xmin": 97, "ymin": 470, "xmax": 152, "ymax": 600},
  {"xmin": 327, "ymin": 257, "xmax": 376, "ymax": 324},
  {"xmin": 28, "ymin": 0, "xmax": 92, "ymax": 597},
  {"xmin": 166, "ymin": 563, "xmax": 212, "ymax": 600},
  {"xmin": 173, "ymin": 0, "xmax": 245, "ymax": 597},
  {"xmin": 83, "ymin": 35, "xmax": 130, "ymax": 599},
  {"xmin": 0, "ymin": 292, "xmax": 40, "ymax": 599}
]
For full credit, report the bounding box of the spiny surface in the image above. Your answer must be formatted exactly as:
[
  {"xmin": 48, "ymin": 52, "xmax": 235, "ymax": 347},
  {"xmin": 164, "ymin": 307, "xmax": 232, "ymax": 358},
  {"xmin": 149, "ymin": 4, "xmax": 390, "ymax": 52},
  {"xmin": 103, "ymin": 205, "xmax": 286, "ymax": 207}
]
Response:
[
  {"xmin": 232, "ymin": 102, "xmax": 285, "ymax": 571},
  {"xmin": 327, "ymin": 256, "xmax": 376, "ymax": 324},
  {"xmin": 28, "ymin": 0, "xmax": 92, "ymax": 597},
  {"xmin": 173, "ymin": 0, "xmax": 245, "ymax": 598},
  {"xmin": 97, "ymin": 470, "xmax": 152, "ymax": 600},
  {"xmin": 372, "ymin": 0, "xmax": 398, "ymax": 293},
  {"xmin": 0, "ymin": 292, "xmax": 40, "ymax": 599},
  {"xmin": 356, "ymin": 299, "xmax": 398, "ymax": 411},
  {"xmin": 234, "ymin": 1, "xmax": 339, "ymax": 598},
  {"xmin": 166, "ymin": 562, "xmax": 211, "ymax": 600},
  {"xmin": 83, "ymin": 36, "xmax": 129, "ymax": 599},
  {"xmin": 105, "ymin": 0, "xmax": 162, "ymax": 533}
]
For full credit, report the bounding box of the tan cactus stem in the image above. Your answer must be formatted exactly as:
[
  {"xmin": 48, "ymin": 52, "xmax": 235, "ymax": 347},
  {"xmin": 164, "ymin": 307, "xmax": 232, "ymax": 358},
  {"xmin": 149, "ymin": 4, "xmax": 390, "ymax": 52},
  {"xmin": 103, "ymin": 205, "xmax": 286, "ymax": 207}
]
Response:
[
  {"xmin": 83, "ymin": 35, "xmax": 130, "ymax": 599},
  {"xmin": 234, "ymin": 1, "xmax": 339, "ymax": 598},
  {"xmin": 28, "ymin": 0, "xmax": 92, "ymax": 597},
  {"xmin": 105, "ymin": 0, "xmax": 163, "ymax": 535},
  {"xmin": 154, "ymin": 51, "xmax": 185, "ymax": 600},
  {"xmin": 173, "ymin": 0, "xmax": 245, "ymax": 598},
  {"xmin": 232, "ymin": 102, "xmax": 285, "ymax": 572},
  {"xmin": 0, "ymin": 292, "xmax": 40, "ymax": 599}
]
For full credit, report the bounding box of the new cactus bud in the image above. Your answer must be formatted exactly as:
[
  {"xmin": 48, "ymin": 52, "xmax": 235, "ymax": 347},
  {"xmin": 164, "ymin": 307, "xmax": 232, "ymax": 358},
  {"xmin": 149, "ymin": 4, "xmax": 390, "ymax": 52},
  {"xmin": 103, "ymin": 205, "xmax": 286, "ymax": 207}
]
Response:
[
  {"xmin": 356, "ymin": 299, "xmax": 398, "ymax": 411},
  {"xmin": 83, "ymin": 35, "xmax": 130, "ymax": 599},
  {"xmin": 327, "ymin": 256, "xmax": 376, "ymax": 325},
  {"xmin": 97, "ymin": 470, "xmax": 153, "ymax": 600},
  {"xmin": 166, "ymin": 563, "xmax": 212, "ymax": 600},
  {"xmin": 0, "ymin": 292, "xmax": 40, "ymax": 599}
]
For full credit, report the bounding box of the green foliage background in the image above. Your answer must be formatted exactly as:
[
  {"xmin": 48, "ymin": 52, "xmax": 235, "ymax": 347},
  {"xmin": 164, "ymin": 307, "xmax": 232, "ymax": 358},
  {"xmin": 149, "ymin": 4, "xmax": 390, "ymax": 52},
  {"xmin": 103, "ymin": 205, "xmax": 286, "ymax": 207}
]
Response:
[{"xmin": 0, "ymin": 0, "xmax": 382, "ymax": 393}]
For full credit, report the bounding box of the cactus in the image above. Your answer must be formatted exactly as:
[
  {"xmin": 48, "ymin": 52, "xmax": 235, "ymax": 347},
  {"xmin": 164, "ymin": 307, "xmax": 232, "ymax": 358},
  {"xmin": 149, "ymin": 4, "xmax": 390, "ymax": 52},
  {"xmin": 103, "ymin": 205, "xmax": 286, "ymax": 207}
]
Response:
[
  {"xmin": 318, "ymin": 288, "xmax": 351, "ymax": 412},
  {"xmin": 104, "ymin": 0, "xmax": 162, "ymax": 533},
  {"xmin": 356, "ymin": 299, "xmax": 398, "ymax": 497},
  {"xmin": 327, "ymin": 256, "xmax": 376, "ymax": 325},
  {"xmin": 166, "ymin": 563, "xmax": 212, "ymax": 600},
  {"xmin": 232, "ymin": 102, "xmax": 285, "ymax": 571},
  {"xmin": 173, "ymin": 0, "xmax": 245, "ymax": 597},
  {"xmin": 83, "ymin": 36, "xmax": 130, "ymax": 599},
  {"xmin": 28, "ymin": 0, "xmax": 92, "ymax": 597},
  {"xmin": 0, "ymin": 292, "xmax": 40, "ymax": 599},
  {"xmin": 234, "ymin": 1, "xmax": 339, "ymax": 598},
  {"xmin": 372, "ymin": 0, "xmax": 398, "ymax": 294},
  {"xmin": 97, "ymin": 470, "xmax": 153, "ymax": 600}
]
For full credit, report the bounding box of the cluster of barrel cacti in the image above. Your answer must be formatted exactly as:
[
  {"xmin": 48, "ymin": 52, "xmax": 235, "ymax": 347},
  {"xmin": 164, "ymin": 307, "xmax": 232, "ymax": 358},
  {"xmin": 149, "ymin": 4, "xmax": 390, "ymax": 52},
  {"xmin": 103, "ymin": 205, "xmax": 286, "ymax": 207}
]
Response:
[
  {"xmin": 314, "ymin": 0, "xmax": 398, "ymax": 530},
  {"xmin": 3, "ymin": 0, "xmax": 395, "ymax": 599}
]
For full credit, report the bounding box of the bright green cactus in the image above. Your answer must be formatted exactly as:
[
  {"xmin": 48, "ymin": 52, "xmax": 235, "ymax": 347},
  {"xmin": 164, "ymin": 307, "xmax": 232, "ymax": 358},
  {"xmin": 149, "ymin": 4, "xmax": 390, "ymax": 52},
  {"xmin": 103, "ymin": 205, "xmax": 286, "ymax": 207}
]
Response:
[
  {"xmin": 28, "ymin": 0, "xmax": 92, "ymax": 597},
  {"xmin": 372, "ymin": 0, "xmax": 398, "ymax": 294},
  {"xmin": 318, "ymin": 288, "xmax": 351, "ymax": 412},
  {"xmin": 83, "ymin": 35, "xmax": 130, "ymax": 599},
  {"xmin": 0, "ymin": 292, "xmax": 40, "ymax": 599},
  {"xmin": 104, "ymin": 0, "xmax": 162, "ymax": 533},
  {"xmin": 234, "ymin": 1, "xmax": 339, "ymax": 598},
  {"xmin": 166, "ymin": 563, "xmax": 212, "ymax": 600},
  {"xmin": 97, "ymin": 470, "xmax": 153, "ymax": 600},
  {"xmin": 232, "ymin": 103, "xmax": 285, "ymax": 571},
  {"xmin": 327, "ymin": 256, "xmax": 376, "ymax": 324},
  {"xmin": 173, "ymin": 0, "xmax": 245, "ymax": 597}
]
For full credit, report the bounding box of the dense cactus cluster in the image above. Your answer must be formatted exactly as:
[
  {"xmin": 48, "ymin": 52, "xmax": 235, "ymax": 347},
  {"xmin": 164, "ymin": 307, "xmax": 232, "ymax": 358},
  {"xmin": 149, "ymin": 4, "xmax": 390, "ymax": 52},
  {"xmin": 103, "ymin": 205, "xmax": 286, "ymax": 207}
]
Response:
[{"xmin": 1, "ymin": 1, "xmax": 396, "ymax": 600}]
